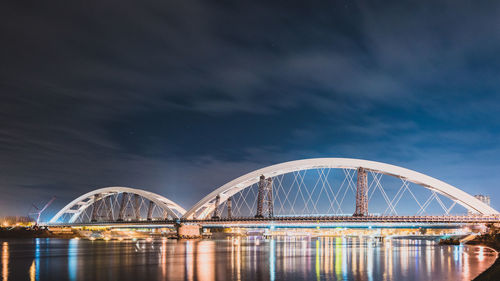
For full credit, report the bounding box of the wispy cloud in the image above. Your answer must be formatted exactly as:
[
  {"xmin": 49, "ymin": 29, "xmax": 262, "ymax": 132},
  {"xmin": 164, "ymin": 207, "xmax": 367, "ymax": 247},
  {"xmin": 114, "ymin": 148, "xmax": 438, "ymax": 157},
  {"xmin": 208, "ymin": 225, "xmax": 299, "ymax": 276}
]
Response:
[{"xmin": 1, "ymin": 0, "xmax": 500, "ymax": 216}]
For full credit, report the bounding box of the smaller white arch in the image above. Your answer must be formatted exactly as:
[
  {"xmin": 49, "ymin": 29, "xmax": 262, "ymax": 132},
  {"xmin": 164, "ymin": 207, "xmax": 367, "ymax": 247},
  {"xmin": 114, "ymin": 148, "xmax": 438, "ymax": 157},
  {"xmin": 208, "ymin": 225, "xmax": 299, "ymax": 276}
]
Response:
[{"xmin": 50, "ymin": 186, "xmax": 186, "ymax": 223}]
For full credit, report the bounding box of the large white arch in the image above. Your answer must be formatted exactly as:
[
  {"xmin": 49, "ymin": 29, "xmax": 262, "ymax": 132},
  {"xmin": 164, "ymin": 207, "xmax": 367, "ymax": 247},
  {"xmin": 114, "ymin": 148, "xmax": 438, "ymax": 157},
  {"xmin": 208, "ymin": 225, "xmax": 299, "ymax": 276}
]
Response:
[
  {"xmin": 183, "ymin": 158, "xmax": 499, "ymax": 219},
  {"xmin": 50, "ymin": 186, "xmax": 186, "ymax": 223}
]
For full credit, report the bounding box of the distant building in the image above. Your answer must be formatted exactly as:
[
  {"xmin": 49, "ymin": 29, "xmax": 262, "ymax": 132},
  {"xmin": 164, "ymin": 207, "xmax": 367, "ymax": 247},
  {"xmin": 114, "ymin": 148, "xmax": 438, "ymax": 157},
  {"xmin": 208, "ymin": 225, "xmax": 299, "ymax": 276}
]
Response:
[{"xmin": 468, "ymin": 195, "xmax": 491, "ymax": 215}]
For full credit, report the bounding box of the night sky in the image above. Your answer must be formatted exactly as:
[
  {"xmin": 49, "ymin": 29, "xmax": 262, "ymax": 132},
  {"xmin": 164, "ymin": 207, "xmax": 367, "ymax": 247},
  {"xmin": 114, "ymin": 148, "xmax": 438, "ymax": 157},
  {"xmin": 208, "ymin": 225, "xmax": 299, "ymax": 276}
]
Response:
[{"xmin": 1, "ymin": 1, "xmax": 500, "ymax": 219}]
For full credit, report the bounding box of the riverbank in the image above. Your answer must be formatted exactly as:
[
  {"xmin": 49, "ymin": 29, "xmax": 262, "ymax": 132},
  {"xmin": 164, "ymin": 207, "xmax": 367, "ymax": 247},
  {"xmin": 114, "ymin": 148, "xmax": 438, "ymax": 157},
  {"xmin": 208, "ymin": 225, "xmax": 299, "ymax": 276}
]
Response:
[
  {"xmin": 438, "ymin": 237, "xmax": 461, "ymax": 245},
  {"xmin": 467, "ymin": 233, "xmax": 500, "ymax": 280},
  {"xmin": 0, "ymin": 227, "xmax": 79, "ymax": 239}
]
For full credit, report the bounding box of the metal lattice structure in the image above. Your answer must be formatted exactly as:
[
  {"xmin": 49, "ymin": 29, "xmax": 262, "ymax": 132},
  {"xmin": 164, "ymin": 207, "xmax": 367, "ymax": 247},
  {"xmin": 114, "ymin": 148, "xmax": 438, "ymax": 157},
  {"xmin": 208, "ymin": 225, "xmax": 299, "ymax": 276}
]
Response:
[
  {"xmin": 49, "ymin": 187, "xmax": 186, "ymax": 223},
  {"xmin": 183, "ymin": 158, "xmax": 499, "ymax": 219},
  {"xmin": 265, "ymin": 177, "xmax": 274, "ymax": 217},
  {"xmin": 211, "ymin": 195, "xmax": 221, "ymax": 219},
  {"xmin": 255, "ymin": 175, "xmax": 274, "ymax": 218},
  {"xmin": 354, "ymin": 167, "xmax": 368, "ymax": 216}
]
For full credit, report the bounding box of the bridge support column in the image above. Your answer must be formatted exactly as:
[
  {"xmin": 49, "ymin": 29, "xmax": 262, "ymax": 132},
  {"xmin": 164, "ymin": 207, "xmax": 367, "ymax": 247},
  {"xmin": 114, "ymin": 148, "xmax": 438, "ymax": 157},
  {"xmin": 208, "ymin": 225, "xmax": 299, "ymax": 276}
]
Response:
[
  {"xmin": 105, "ymin": 197, "xmax": 113, "ymax": 221},
  {"xmin": 176, "ymin": 223, "xmax": 201, "ymax": 239},
  {"xmin": 227, "ymin": 197, "xmax": 232, "ymax": 219},
  {"xmin": 354, "ymin": 167, "xmax": 368, "ymax": 216},
  {"xmin": 212, "ymin": 195, "xmax": 221, "ymax": 219},
  {"xmin": 91, "ymin": 194, "xmax": 101, "ymax": 222},
  {"xmin": 147, "ymin": 201, "xmax": 154, "ymax": 221},
  {"xmin": 266, "ymin": 177, "xmax": 273, "ymax": 217},
  {"xmin": 134, "ymin": 194, "xmax": 140, "ymax": 221},
  {"xmin": 117, "ymin": 192, "xmax": 128, "ymax": 221},
  {"xmin": 255, "ymin": 175, "xmax": 266, "ymax": 218}
]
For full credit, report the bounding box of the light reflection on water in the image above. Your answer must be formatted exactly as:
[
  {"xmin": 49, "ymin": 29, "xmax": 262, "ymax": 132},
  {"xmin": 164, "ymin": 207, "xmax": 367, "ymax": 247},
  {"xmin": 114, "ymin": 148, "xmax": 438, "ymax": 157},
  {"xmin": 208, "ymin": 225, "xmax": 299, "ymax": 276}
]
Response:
[
  {"xmin": 0, "ymin": 237, "xmax": 497, "ymax": 281},
  {"xmin": 68, "ymin": 238, "xmax": 78, "ymax": 281},
  {"xmin": 2, "ymin": 242, "xmax": 8, "ymax": 281},
  {"xmin": 270, "ymin": 239, "xmax": 275, "ymax": 281}
]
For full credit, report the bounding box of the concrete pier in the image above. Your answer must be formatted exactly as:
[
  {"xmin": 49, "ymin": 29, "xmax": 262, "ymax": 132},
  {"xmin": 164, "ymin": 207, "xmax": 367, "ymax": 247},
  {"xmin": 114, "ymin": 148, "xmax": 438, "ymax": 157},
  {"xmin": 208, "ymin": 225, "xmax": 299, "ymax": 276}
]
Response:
[{"xmin": 176, "ymin": 224, "xmax": 201, "ymax": 238}]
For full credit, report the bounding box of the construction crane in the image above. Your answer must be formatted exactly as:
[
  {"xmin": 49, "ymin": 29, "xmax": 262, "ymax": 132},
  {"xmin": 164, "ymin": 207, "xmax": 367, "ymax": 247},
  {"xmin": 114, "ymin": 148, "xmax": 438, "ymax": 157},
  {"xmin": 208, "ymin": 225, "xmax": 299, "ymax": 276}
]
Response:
[{"xmin": 30, "ymin": 196, "xmax": 56, "ymax": 225}]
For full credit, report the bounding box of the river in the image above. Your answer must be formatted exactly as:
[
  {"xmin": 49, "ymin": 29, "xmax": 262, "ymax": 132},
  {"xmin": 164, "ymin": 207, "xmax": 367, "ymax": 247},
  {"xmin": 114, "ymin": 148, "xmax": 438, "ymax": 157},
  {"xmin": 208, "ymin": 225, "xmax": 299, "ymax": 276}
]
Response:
[{"xmin": 0, "ymin": 237, "xmax": 496, "ymax": 281}]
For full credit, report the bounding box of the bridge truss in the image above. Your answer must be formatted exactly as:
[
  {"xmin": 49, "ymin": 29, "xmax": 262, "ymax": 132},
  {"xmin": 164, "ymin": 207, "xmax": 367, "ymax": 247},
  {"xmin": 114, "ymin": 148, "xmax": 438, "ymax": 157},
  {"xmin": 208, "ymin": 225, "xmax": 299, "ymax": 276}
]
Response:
[
  {"xmin": 49, "ymin": 187, "xmax": 186, "ymax": 223},
  {"xmin": 184, "ymin": 158, "xmax": 498, "ymax": 219},
  {"xmin": 48, "ymin": 159, "xmax": 499, "ymax": 226}
]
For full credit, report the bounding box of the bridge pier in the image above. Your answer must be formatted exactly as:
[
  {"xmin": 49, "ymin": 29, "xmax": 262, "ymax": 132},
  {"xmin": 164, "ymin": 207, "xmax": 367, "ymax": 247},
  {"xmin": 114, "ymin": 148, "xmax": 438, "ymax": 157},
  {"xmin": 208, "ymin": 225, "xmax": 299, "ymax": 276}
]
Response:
[
  {"xmin": 227, "ymin": 197, "xmax": 232, "ymax": 219},
  {"xmin": 176, "ymin": 223, "xmax": 201, "ymax": 239},
  {"xmin": 134, "ymin": 194, "xmax": 140, "ymax": 220},
  {"xmin": 266, "ymin": 177, "xmax": 273, "ymax": 217},
  {"xmin": 147, "ymin": 200, "xmax": 154, "ymax": 221},
  {"xmin": 105, "ymin": 197, "xmax": 113, "ymax": 221},
  {"xmin": 91, "ymin": 194, "xmax": 101, "ymax": 222},
  {"xmin": 354, "ymin": 167, "xmax": 368, "ymax": 216},
  {"xmin": 256, "ymin": 175, "xmax": 266, "ymax": 218},
  {"xmin": 211, "ymin": 194, "xmax": 221, "ymax": 219},
  {"xmin": 256, "ymin": 175, "xmax": 274, "ymax": 218},
  {"xmin": 117, "ymin": 192, "xmax": 128, "ymax": 221}
]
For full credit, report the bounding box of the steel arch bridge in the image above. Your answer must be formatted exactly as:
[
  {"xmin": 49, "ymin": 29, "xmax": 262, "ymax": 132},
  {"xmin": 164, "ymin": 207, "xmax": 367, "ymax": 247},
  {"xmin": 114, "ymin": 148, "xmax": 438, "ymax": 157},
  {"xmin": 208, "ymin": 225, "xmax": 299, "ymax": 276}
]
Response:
[
  {"xmin": 49, "ymin": 186, "xmax": 186, "ymax": 223},
  {"xmin": 48, "ymin": 158, "xmax": 500, "ymax": 227},
  {"xmin": 183, "ymin": 158, "xmax": 499, "ymax": 220}
]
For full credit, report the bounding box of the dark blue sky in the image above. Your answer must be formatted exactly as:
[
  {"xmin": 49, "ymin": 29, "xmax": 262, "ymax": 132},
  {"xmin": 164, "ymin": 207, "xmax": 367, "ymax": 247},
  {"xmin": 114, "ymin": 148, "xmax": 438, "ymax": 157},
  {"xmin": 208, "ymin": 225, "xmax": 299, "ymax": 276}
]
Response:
[{"xmin": 1, "ymin": 0, "xmax": 500, "ymax": 218}]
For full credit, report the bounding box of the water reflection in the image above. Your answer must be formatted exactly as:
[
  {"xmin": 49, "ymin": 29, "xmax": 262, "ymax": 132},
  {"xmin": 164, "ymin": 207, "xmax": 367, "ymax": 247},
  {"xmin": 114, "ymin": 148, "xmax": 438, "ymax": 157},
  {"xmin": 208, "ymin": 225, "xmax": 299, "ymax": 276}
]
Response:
[
  {"xmin": 2, "ymin": 242, "xmax": 8, "ymax": 281},
  {"xmin": 68, "ymin": 239, "xmax": 78, "ymax": 281},
  {"xmin": 196, "ymin": 241, "xmax": 215, "ymax": 281},
  {"xmin": 315, "ymin": 239, "xmax": 320, "ymax": 281},
  {"xmin": 186, "ymin": 241, "xmax": 193, "ymax": 281},
  {"xmin": 29, "ymin": 260, "xmax": 35, "ymax": 281},
  {"xmin": 160, "ymin": 238, "xmax": 167, "ymax": 278},
  {"xmin": 30, "ymin": 238, "xmax": 40, "ymax": 281},
  {"xmin": 28, "ymin": 240, "xmax": 39, "ymax": 281},
  {"xmin": 478, "ymin": 246, "xmax": 485, "ymax": 261},
  {"xmin": 335, "ymin": 237, "xmax": 342, "ymax": 280},
  {"xmin": 269, "ymin": 239, "xmax": 276, "ymax": 281},
  {"xmin": 0, "ymin": 237, "xmax": 497, "ymax": 281},
  {"xmin": 367, "ymin": 239, "xmax": 373, "ymax": 281}
]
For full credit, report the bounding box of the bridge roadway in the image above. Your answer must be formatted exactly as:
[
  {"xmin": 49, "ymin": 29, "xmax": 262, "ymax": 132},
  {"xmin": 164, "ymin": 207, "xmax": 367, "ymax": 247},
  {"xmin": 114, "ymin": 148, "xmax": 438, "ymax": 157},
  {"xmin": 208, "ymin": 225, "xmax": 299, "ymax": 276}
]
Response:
[{"xmin": 45, "ymin": 215, "xmax": 500, "ymax": 228}]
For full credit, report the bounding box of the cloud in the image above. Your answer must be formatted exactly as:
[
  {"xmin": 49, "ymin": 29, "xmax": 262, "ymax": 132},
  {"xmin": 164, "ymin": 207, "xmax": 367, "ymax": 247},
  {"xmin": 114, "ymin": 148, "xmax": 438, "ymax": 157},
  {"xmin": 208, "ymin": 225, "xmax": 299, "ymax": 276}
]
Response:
[{"xmin": 1, "ymin": 0, "xmax": 500, "ymax": 216}]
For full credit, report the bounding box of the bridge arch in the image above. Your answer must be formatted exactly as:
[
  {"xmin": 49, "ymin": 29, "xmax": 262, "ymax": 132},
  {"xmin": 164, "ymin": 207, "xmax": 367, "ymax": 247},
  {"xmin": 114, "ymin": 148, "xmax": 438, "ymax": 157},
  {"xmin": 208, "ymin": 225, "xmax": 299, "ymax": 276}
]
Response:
[
  {"xmin": 183, "ymin": 158, "xmax": 498, "ymax": 219},
  {"xmin": 50, "ymin": 186, "xmax": 186, "ymax": 223}
]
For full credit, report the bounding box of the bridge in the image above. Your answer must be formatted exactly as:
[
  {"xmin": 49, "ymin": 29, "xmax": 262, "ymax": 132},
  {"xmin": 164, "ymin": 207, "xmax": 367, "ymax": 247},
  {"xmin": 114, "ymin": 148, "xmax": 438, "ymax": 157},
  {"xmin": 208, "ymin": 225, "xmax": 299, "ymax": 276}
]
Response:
[{"xmin": 46, "ymin": 158, "xmax": 500, "ymax": 235}]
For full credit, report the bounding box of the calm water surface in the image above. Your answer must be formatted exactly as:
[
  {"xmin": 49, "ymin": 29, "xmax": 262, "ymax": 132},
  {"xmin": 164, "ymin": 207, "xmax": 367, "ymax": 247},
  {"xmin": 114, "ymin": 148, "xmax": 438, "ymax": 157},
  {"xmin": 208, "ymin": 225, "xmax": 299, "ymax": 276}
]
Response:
[{"xmin": 0, "ymin": 237, "xmax": 496, "ymax": 281}]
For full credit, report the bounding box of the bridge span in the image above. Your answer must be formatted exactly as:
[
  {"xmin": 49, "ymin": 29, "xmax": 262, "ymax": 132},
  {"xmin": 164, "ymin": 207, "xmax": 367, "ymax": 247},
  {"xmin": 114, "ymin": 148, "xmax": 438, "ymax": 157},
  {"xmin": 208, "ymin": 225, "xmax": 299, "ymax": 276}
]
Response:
[
  {"xmin": 46, "ymin": 158, "xmax": 500, "ymax": 236},
  {"xmin": 47, "ymin": 215, "xmax": 500, "ymax": 228},
  {"xmin": 45, "ymin": 215, "xmax": 500, "ymax": 239}
]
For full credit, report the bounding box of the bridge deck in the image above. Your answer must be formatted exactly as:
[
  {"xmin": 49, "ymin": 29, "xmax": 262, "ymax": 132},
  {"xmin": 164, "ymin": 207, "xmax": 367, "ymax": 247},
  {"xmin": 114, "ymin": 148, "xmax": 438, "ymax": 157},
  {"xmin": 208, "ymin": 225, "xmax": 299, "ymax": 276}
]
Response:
[
  {"xmin": 45, "ymin": 215, "xmax": 500, "ymax": 227},
  {"xmin": 190, "ymin": 215, "xmax": 500, "ymax": 224}
]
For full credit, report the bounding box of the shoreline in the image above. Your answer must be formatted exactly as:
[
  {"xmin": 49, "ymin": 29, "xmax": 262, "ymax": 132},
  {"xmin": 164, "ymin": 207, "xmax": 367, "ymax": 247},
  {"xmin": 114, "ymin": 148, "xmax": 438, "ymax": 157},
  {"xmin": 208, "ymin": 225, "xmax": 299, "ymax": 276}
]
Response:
[
  {"xmin": 0, "ymin": 227, "xmax": 79, "ymax": 239},
  {"xmin": 465, "ymin": 230, "xmax": 500, "ymax": 281},
  {"xmin": 468, "ymin": 242, "xmax": 500, "ymax": 281}
]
